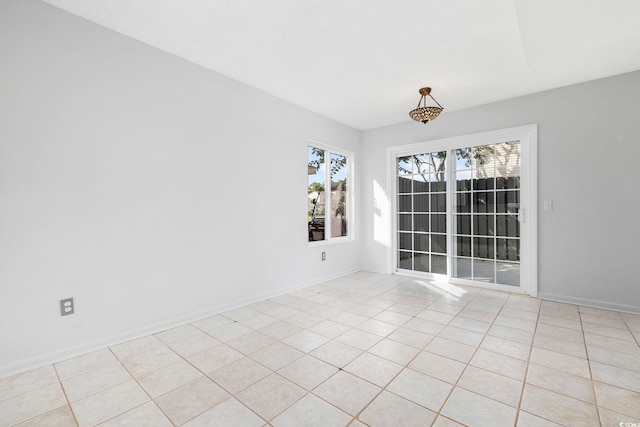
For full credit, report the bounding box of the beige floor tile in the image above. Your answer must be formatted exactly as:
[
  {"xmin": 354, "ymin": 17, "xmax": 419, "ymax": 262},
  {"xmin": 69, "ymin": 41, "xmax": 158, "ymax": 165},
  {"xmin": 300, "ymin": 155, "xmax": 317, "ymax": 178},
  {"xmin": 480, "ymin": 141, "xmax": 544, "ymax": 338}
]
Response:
[
  {"xmin": 246, "ymin": 299, "xmax": 284, "ymax": 313},
  {"xmin": 388, "ymin": 303, "xmax": 425, "ymax": 317},
  {"xmin": 415, "ymin": 308, "xmax": 455, "ymax": 325},
  {"xmin": 308, "ymin": 319, "xmax": 351, "ymax": 339},
  {"xmin": 356, "ymin": 318, "xmax": 398, "ymax": 337},
  {"xmin": 500, "ymin": 306, "xmax": 539, "ymax": 321},
  {"xmin": 529, "ymin": 347, "xmax": 590, "ymax": 378},
  {"xmin": 282, "ymin": 330, "xmax": 329, "ymax": 353},
  {"xmin": 13, "ymin": 405, "xmax": 75, "ymax": 427},
  {"xmin": 0, "ymin": 382, "xmax": 67, "ymax": 426},
  {"xmin": 191, "ymin": 314, "xmax": 234, "ymax": 333},
  {"xmin": 438, "ymin": 325, "xmax": 485, "ymax": 347},
  {"xmin": 335, "ymin": 328, "xmax": 382, "ymax": 351},
  {"xmin": 590, "ymin": 361, "xmax": 640, "ymax": 393},
  {"xmin": 598, "ymin": 406, "xmax": 640, "ymax": 427},
  {"xmin": 166, "ymin": 332, "xmax": 219, "ymax": 357},
  {"xmin": 480, "ymin": 335, "xmax": 530, "ymax": 361},
  {"xmin": 55, "ymin": 348, "xmax": 117, "ymax": 380},
  {"xmin": 408, "ymin": 351, "xmax": 465, "ymax": 384},
  {"xmin": 441, "ymin": 387, "xmax": 517, "ymax": 427},
  {"xmin": 208, "ymin": 357, "xmax": 271, "ymax": 395},
  {"xmin": 205, "ymin": 322, "xmax": 253, "ymax": 342},
  {"xmin": 183, "ymin": 397, "xmax": 265, "ymax": 427},
  {"xmin": 494, "ymin": 315, "xmax": 537, "ymax": 332},
  {"xmin": 71, "ymin": 380, "xmax": 148, "ymax": 427},
  {"xmin": 313, "ymin": 371, "xmax": 380, "ymax": 416},
  {"xmin": 404, "ymin": 317, "xmax": 447, "ymax": 335},
  {"xmin": 516, "ymin": 411, "xmax": 562, "ymax": 426},
  {"xmin": 99, "ymin": 402, "xmax": 172, "ymax": 427},
  {"xmin": 457, "ymin": 365, "xmax": 523, "ymax": 407},
  {"xmin": 344, "ymin": 352, "xmax": 403, "ymax": 387},
  {"xmin": 459, "ymin": 307, "xmax": 499, "ymax": 323},
  {"xmin": 358, "ymin": 390, "xmax": 436, "ymax": 427},
  {"xmin": 533, "ymin": 333, "xmax": 587, "ymax": 358},
  {"xmin": 520, "ymin": 384, "xmax": 599, "ymax": 426},
  {"xmin": 155, "ymin": 376, "xmax": 230, "ymax": 425},
  {"xmin": 155, "ymin": 324, "xmax": 201, "ymax": 346},
  {"xmin": 271, "ymin": 393, "xmax": 351, "ymax": 427},
  {"xmin": 373, "ymin": 309, "xmax": 412, "ymax": 325},
  {"xmin": 368, "ymin": 338, "xmax": 421, "ymax": 365},
  {"xmin": 582, "ymin": 322, "xmax": 635, "ymax": 341},
  {"xmin": 525, "ymin": 363, "xmax": 595, "ymax": 403},
  {"xmin": 310, "ymin": 340, "xmax": 362, "ymax": 368},
  {"xmin": 110, "ymin": 335, "xmax": 167, "ymax": 360},
  {"xmin": 187, "ymin": 343, "xmax": 244, "ymax": 374},
  {"xmin": 250, "ymin": 342, "xmax": 304, "ymax": 371},
  {"xmin": 432, "ymin": 415, "xmax": 466, "ymax": 426},
  {"xmin": 588, "ymin": 345, "xmax": 640, "ymax": 372},
  {"xmin": 237, "ymin": 313, "xmax": 279, "ymax": 329},
  {"xmin": 60, "ymin": 362, "xmax": 131, "ymax": 402},
  {"xmin": 488, "ymin": 324, "xmax": 534, "ymax": 345},
  {"xmin": 226, "ymin": 331, "xmax": 276, "ymax": 355},
  {"xmin": 137, "ymin": 359, "xmax": 202, "ymax": 398},
  {"xmin": 579, "ymin": 306, "xmax": 623, "ymax": 320},
  {"xmin": 594, "ymin": 381, "xmax": 640, "ymax": 419},
  {"xmin": 386, "ymin": 368, "xmax": 453, "ymax": 412},
  {"xmin": 277, "ymin": 355, "xmax": 338, "ymax": 390},
  {"xmin": 428, "ymin": 302, "xmax": 464, "ymax": 316},
  {"xmin": 580, "ymin": 312, "xmax": 627, "ymax": 329},
  {"xmin": 331, "ymin": 311, "xmax": 369, "ymax": 327},
  {"xmin": 470, "ymin": 348, "xmax": 527, "ymax": 380},
  {"xmin": 387, "ymin": 327, "xmax": 435, "ymax": 349},
  {"xmin": 258, "ymin": 320, "xmax": 302, "ymax": 340},
  {"xmin": 0, "ymin": 365, "xmax": 58, "ymax": 401},
  {"xmin": 584, "ymin": 332, "xmax": 640, "ymax": 356},
  {"xmin": 265, "ymin": 305, "xmax": 301, "ymax": 320},
  {"xmin": 423, "ymin": 337, "xmax": 476, "ymax": 363},
  {"xmin": 448, "ymin": 316, "xmax": 492, "ymax": 334},
  {"xmin": 536, "ymin": 323, "xmax": 585, "ymax": 344},
  {"xmin": 236, "ymin": 374, "xmax": 305, "ymax": 421},
  {"xmin": 119, "ymin": 345, "xmax": 180, "ymax": 377},
  {"xmin": 285, "ymin": 312, "xmax": 324, "ymax": 329},
  {"xmin": 347, "ymin": 303, "xmax": 384, "ymax": 317},
  {"xmin": 537, "ymin": 314, "xmax": 583, "ymax": 331}
]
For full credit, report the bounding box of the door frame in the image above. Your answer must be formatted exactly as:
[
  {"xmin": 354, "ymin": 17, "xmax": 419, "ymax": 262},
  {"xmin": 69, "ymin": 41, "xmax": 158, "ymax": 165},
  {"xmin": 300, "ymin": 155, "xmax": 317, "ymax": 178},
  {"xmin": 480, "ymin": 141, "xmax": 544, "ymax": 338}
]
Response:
[{"xmin": 387, "ymin": 125, "xmax": 538, "ymax": 296}]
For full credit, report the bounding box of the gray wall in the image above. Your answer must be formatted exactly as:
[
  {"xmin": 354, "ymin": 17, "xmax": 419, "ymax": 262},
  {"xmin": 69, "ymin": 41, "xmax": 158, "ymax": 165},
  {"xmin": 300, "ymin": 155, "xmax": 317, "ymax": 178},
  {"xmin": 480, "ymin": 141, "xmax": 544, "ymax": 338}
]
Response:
[
  {"xmin": 0, "ymin": 0, "xmax": 361, "ymax": 376},
  {"xmin": 361, "ymin": 70, "xmax": 640, "ymax": 313}
]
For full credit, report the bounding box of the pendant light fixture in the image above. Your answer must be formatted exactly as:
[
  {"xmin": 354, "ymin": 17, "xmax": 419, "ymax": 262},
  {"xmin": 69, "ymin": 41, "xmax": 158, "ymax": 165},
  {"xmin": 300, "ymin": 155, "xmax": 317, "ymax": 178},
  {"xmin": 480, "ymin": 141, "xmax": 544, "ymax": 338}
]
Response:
[{"xmin": 409, "ymin": 87, "xmax": 443, "ymax": 123}]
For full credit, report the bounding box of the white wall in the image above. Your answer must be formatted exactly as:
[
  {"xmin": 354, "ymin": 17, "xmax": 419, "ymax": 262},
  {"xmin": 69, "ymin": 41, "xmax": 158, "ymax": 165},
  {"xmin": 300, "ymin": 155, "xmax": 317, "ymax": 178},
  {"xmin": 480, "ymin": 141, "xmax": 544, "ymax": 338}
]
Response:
[
  {"xmin": 0, "ymin": 0, "xmax": 361, "ymax": 377},
  {"xmin": 361, "ymin": 70, "xmax": 640, "ymax": 314}
]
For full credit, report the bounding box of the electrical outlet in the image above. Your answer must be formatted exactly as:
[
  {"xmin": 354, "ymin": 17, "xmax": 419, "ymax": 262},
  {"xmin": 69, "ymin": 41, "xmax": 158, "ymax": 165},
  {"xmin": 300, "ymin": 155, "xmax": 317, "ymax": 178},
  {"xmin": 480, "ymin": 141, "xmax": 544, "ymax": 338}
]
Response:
[
  {"xmin": 322, "ymin": 251, "xmax": 326, "ymax": 261},
  {"xmin": 60, "ymin": 298, "xmax": 74, "ymax": 316}
]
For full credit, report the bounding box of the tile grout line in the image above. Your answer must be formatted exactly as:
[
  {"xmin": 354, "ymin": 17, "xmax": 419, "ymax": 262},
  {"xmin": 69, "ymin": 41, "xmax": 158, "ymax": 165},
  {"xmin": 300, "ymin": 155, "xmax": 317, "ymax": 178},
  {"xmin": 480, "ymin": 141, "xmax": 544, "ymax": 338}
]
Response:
[{"xmin": 578, "ymin": 308, "xmax": 603, "ymax": 427}]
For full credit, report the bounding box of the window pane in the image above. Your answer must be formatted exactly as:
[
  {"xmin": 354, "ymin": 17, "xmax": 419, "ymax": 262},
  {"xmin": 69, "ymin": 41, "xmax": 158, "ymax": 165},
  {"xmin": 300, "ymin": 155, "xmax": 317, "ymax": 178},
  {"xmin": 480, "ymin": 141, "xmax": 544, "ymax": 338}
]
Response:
[
  {"xmin": 398, "ymin": 214, "xmax": 412, "ymax": 231},
  {"xmin": 398, "ymin": 233, "xmax": 412, "ymax": 250},
  {"xmin": 496, "ymin": 238, "xmax": 519, "ymax": 261},
  {"xmin": 473, "ymin": 237, "xmax": 494, "ymax": 260},
  {"xmin": 398, "ymin": 176, "xmax": 412, "ymax": 193},
  {"xmin": 430, "ymin": 194, "xmax": 446, "ymax": 212},
  {"xmin": 473, "ymin": 215, "xmax": 494, "ymax": 236},
  {"xmin": 414, "ymin": 233, "xmax": 429, "ymax": 252},
  {"xmin": 456, "ymin": 193, "xmax": 471, "ymax": 213},
  {"xmin": 414, "ymin": 214, "xmax": 429, "ymax": 232},
  {"xmin": 414, "ymin": 153, "xmax": 431, "ymax": 174},
  {"xmin": 414, "ymin": 194, "xmax": 429, "ymax": 212},
  {"xmin": 398, "ymin": 251, "xmax": 413, "ymax": 270},
  {"xmin": 330, "ymin": 153, "xmax": 348, "ymax": 238},
  {"xmin": 496, "ymin": 191, "xmax": 520, "ymax": 213},
  {"xmin": 413, "ymin": 175, "xmax": 430, "ymax": 192},
  {"xmin": 453, "ymin": 257, "xmax": 472, "ymax": 279},
  {"xmin": 397, "ymin": 157, "xmax": 413, "ymax": 175},
  {"xmin": 414, "ymin": 253, "xmax": 430, "ymax": 272},
  {"xmin": 456, "ymin": 236, "xmax": 471, "ymax": 257},
  {"xmin": 398, "ymin": 195, "xmax": 412, "ymax": 213},
  {"xmin": 496, "ymin": 215, "xmax": 519, "ymax": 237},
  {"xmin": 473, "ymin": 192, "xmax": 494, "ymax": 213},
  {"xmin": 431, "ymin": 214, "xmax": 446, "ymax": 233},
  {"xmin": 431, "ymin": 234, "xmax": 447, "ymax": 254},
  {"xmin": 308, "ymin": 146, "xmax": 325, "ymax": 242},
  {"xmin": 455, "ymin": 215, "xmax": 471, "ymax": 235},
  {"xmin": 432, "ymin": 255, "xmax": 447, "ymax": 274},
  {"xmin": 473, "ymin": 259, "xmax": 495, "ymax": 283},
  {"xmin": 496, "ymin": 262, "xmax": 520, "ymax": 286}
]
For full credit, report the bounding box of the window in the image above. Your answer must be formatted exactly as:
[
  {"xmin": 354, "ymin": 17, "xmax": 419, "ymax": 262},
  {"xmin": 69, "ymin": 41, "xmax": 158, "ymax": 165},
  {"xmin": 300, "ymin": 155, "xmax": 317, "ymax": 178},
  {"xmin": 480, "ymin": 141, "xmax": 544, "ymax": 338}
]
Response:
[{"xmin": 308, "ymin": 145, "xmax": 350, "ymax": 242}]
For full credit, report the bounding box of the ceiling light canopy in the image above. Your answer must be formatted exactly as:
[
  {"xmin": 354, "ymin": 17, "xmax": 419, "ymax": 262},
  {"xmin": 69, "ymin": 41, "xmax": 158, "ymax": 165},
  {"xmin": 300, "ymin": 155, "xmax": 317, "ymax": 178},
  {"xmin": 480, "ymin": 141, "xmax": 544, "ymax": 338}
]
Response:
[{"xmin": 409, "ymin": 87, "xmax": 444, "ymax": 123}]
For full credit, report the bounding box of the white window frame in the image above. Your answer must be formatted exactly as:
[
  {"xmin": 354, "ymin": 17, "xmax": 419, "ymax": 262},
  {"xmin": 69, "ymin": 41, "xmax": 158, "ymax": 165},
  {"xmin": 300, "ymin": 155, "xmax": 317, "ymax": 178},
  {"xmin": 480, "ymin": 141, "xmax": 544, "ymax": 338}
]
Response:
[
  {"xmin": 307, "ymin": 140, "xmax": 354, "ymax": 246},
  {"xmin": 387, "ymin": 125, "xmax": 538, "ymax": 296}
]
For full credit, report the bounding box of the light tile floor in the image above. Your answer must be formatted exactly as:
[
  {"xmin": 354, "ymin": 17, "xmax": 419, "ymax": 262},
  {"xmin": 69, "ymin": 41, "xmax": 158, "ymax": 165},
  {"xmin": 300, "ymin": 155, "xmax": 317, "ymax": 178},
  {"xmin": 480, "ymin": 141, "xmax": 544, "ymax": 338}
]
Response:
[{"xmin": 2, "ymin": 272, "xmax": 640, "ymax": 426}]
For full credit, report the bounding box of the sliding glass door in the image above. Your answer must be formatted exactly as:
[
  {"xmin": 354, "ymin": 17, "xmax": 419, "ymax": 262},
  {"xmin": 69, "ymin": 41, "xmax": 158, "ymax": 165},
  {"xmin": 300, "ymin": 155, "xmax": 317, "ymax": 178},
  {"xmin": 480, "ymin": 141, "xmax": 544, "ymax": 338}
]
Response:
[{"xmin": 393, "ymin": 127, "xmax": 536, "ymax": 293}]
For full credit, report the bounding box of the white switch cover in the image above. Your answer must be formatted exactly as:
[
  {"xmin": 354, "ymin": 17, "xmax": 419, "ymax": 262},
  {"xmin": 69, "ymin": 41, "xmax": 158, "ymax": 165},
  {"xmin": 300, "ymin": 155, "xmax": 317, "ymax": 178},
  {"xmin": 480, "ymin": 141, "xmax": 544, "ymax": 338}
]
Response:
[{"xmin": 543, "ymin": 200, "xmax": 553, "ymax": 211}]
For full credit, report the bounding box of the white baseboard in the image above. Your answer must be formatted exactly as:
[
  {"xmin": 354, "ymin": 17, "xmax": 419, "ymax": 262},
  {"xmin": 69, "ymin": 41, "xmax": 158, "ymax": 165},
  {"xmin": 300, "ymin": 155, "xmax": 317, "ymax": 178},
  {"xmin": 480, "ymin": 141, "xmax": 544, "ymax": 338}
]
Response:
[
  {"xmin": 0, "ymin": 267, "xmax": 361, "ymax": 379},
  {"xmin": 537, "ymin": 292, "xmax": 640, "ymax": 315}
]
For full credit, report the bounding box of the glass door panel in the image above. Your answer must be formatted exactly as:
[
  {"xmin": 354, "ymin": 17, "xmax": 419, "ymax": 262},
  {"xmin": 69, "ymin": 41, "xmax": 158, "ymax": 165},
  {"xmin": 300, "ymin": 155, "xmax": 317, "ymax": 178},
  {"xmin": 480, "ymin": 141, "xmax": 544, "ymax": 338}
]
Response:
[{"xmin": 452, "ymin": 141, "xmax": 521, "ymax": 286}]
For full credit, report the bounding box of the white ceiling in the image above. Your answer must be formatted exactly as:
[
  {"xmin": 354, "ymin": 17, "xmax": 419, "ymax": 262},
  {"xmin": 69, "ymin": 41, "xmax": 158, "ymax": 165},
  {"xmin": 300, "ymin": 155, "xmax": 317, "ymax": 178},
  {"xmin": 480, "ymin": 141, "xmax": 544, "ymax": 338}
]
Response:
[{"xmin": 40, "ymin": 0, "xmax": 640, "ymax": 130}]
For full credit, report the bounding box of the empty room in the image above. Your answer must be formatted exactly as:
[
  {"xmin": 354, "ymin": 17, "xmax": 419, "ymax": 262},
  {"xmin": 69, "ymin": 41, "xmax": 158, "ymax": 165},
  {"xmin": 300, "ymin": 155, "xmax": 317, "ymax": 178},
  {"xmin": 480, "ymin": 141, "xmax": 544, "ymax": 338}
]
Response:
[{"xmin": 1, "ymin": 0, "xmax": 639, "ymax": 426}]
